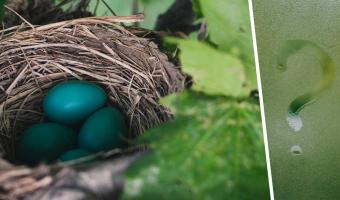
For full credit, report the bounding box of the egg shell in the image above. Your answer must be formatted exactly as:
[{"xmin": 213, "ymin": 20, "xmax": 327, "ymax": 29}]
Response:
[
  {"xmin": 59, "ymin": 149, "xmax": 92, "ymax": 162},
  {"xmin": 43, "ymin": 81, "xmax": 108, "ymax": 125},
  {"xmin": 16, "ymin": 123, "xmax": 77, "ymax": 165},
  {"xmin": 78, "ymin": 107, "xmax": 127, "ymax": 152}
]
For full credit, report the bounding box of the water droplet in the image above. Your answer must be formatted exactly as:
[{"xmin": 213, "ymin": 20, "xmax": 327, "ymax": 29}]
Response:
[
  {"xmin": 290, "ymin": 145, "xmax": 303, "ymax": 155},
  {"xmin": 277, "ymin": 64, "xmax": 287, "ymax": 71},
  {"xmin": 286, "ymin": 114, "xmax": 303, "ymax": 132}
]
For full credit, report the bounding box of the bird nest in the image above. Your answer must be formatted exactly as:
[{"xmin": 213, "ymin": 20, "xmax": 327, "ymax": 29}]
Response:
[{"xmin": 0, "ymin": 15, "xmax": 186, "ymax": 159}]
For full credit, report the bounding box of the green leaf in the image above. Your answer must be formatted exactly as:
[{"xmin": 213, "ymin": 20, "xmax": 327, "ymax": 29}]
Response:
[
  {"xmin": 122, "ymin": 91, "xmax": 269, "ymax": 200},
  {"xmin": 139, "ymin": 0, "xmax": 175, "ymax": 29},
  {"xmin": 88, "ymin": 0, "xmax": 133, "ymax": 16},
  {"xmin": 167, "ymin": 38, "xmax": 247, "ymax": 97},
  {"xmin": 198, "ymin": 0, "xmax": 257, "ymax": 90}
]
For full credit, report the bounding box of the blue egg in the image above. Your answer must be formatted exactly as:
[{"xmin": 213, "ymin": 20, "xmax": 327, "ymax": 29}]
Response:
[
  {"xmin": 59, "ymin": 149, "xmax": 93, "ymax": 162},
  {"xmin": 43, "ymin": 81, "xmax": 108, "ymax": 125},
  {"xmin": 78, "ymin": 107, "xmax": 127, "ymax": 152},
  {"xmin": 16, "ymin": 123, "xmax": 77, "ymax": 165}
]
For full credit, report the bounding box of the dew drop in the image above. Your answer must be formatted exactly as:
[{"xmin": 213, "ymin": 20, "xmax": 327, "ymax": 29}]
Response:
[
  {"xmin": 286, "ymin": 114, "xmax": 303, "ymax": 132},
  {"xmin": 290, "ymin": 145, "xmax": 303, "ymax": 155},
  {"xmin": 277, "ymin": 64, "xmax": 287, "ymax": 71}
]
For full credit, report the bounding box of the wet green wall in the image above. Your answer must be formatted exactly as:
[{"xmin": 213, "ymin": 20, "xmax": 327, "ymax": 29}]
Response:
[{"xmin": 253, "ymin": 1, "xmax": 340, "ymax": 199}]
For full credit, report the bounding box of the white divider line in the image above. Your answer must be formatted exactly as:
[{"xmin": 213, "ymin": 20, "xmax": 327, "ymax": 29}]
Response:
[{"xmin": 247, "ymin": 0, "xmax": 275, "ymax": 199}]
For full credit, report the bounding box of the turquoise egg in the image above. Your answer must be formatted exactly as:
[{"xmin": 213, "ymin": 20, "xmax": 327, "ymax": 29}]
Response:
[
  {"xmin": 16, "ymin": 123, "xmax": 77, "ymax": 165},
  {"xmin": 43, "ymin": 81, "xmax": 108, "ymax": 125},
  {"xmin": 59, "ymin": 149, "xmax": 92, "ymax": 162},
  {"xmin": 78, "ymin": 107, "xmax": 127, "ymax": 152}
]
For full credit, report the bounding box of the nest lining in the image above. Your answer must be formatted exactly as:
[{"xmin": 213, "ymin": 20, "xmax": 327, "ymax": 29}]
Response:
[{"xmin": 0, "ymin": 15, "xmax": 186, "ymax": 158}]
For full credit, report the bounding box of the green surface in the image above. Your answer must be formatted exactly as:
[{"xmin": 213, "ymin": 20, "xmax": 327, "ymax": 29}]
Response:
[
  {"xmin": 16, "ymin": 123, "xmax": 77, "ymax": 165},
  {"xmin": 122, "ymin": 91, "xmax": 269, "ymax": 200},
  {"xmin": 43, "ymin": 81, "xmax": 108, "ymax": 125},
  {"xmin": 79, "ymin": 107, "xmax": 127, "ymax": 152},
  {"xmin": 253, "ymin": 1, "xmax": 340, "ymax": 199}
]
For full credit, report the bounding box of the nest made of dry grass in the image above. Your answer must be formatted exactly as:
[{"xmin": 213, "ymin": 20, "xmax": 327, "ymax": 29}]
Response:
[{"xmin": 0, "ymin": 14, "xmax": 186, "ymax": 158}]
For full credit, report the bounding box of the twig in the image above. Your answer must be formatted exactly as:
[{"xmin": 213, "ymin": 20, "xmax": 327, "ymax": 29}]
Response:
[
  {"xmin": 4, "ymin": 6, "xmax": 35, "ymax": 31},
  {"xmin": 93, "ymin": 0, "xmax": 99, "ymax": 15},
  {"xmin": 100, "ymin": 0, "xmax": 117, "ymax": 16},
  {"xmin": 132, "ymin": 0, "xmax": 140, "ymax": 27},
  {"xmin": 35, "ymin": 15, "xmax": 145, "ymax": 31}
]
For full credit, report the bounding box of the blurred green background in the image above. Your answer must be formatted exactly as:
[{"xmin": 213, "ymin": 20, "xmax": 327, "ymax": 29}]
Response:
[
  {"xmin": 253, "ymin": 1, "xmax": 340, "ymax": 199},
  {"xmin": 0, "ymin": 0, "xmax": 270, "ymax": 199}
]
